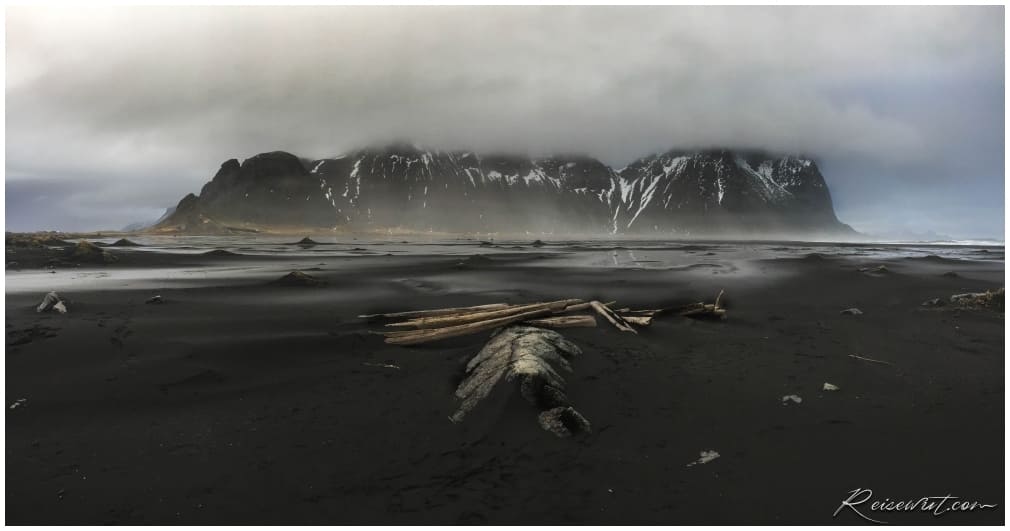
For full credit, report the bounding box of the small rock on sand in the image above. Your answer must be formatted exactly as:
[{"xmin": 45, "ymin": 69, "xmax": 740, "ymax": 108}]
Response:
[
  {"xmin": 109, "ymin": 238, "xmax": 141, "ymax": 247},
  {"xmin": 145, "ymin": 295, "xmax": 164, "ymax": 304},
  {"xmin": 840, "ymin": 308, "xmax": 863, "ymax": 315},
  {"xmin": 531, "ymin": 239, "xmax": 546, "ymax": 247},
  {"xmin": 686, "ymin": 450, "xmax": 720, "ymax": 467},
  {"xmin": 36, "ymin": 291, "xmax": 67, "ymax": 314},
  {"xmin": 823, "ymin": 382, "xmax": 840, "ymax": 391},
  {"xmin": 292, "ymin": 237, "xmax": 318, "ymax": 246},
  {"xmin": 921, "ymin": 298, "xmax": 945, "ymax": 307},
  {"xmin": 781, "ymin": 394, "xmax": 802, "ymax": 405}
]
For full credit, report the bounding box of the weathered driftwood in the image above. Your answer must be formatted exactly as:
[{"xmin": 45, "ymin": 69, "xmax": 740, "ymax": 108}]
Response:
[
  {"xmin": 560, "ymin": 300, "xmax": 615, "ymax": 313},
  {"xmin": 950, "ymin": 288, "xmax": 1004, "ymax": 311},
  {"xmin": 679, "ymin": 304, "xmax": 723, "ymax": 316},
  {"xmin": 359, "ymin": 303, "xmax": 512, "ymax": 320},
  {"xmin": 378, "ymin": 313, "xmax": 597, "ymax": 337},
  {"xmin": 384, "ymin": 304, "xmax": 577, "ymax": 345},
  {"xmin": 539, "ymin": 407, "xmax": 592, "ymax": 438},
  {"xmin": 386, "ymin": 299, "xmax": 582, "ymax": 329},
  {"xmin": 590, "ymin": 300, "xmax": 637, "ymax": 333},
  {"xmin": 676, "ymin": 290, "xmax": 727, "ymax": 319},
  {"xmin": 524, "ymin": 314, "xmax": 598, "ymax": 328},
  {"xmin": 849, "ymin": 354, "xmax": 894, "ymax": 366},
  {"xmin": 376, "ymin": 290, "xmax": 728, "ymax": 344},
  {"xmin": 618, "ymin": 309, "xmax": 661, "ymax": 317},
  {"xmin": 451, "ymin": 326, "xmax": 590, "ymax": 437},
  {"xmin": 622, "ymin": 315, "xmax": 653, "ymax": 326}
]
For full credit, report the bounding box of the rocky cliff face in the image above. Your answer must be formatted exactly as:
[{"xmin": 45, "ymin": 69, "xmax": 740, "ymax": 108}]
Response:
[
  {"xmin": 156, "ymin": 145, "xmax": 853, "ymax": 236},
  {"xmin": 612, "ymin": 149, "xmax": 844, "ymax": 235}
]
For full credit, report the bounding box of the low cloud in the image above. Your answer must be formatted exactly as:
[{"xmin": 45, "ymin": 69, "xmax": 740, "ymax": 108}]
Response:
[{"xmin": 6, "ymin": 6, "xmax": 1004, "ymax": 236}]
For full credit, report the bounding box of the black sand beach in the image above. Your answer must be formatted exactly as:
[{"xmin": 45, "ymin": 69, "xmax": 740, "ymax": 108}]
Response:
[{"xmin": 5, "ymin": 238, "xmax": 1005, "ymax": 524}]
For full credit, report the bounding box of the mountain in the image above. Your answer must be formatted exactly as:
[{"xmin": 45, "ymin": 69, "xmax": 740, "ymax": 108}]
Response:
[
  {"xmin": 121, "ymin": 206, "xmax": 177, "ymax": 232},
  {"xmin": 612, "ymin": 149, "xmax": 846, "ymax": 235},
  {"xmin": 154, "ymin": 145, "xmax": 854, "ymax": 237}
]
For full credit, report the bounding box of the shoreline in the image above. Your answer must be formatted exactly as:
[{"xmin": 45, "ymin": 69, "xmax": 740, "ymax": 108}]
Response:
[{"xmin": 8, "ymin": 230, "xmax": 1004, "ymax": 247}]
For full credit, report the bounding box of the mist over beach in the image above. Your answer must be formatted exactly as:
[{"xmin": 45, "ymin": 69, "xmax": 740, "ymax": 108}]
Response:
[{"xmin": 5, "ymin": 5, "xmax": 1005, "ymax": 526}]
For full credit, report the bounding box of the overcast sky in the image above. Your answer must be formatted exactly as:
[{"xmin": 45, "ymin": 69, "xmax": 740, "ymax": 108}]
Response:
[{"xmin": 6, "ymin": 6, "xmax": 1005, "ymax": 239}]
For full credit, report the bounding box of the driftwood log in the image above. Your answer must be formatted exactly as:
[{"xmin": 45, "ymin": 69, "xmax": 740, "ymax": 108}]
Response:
[
  {"xmin": 372, "ymin": 291, "xmax": 726, "ymax": 344},
  {"xmin": 368, "ymin": 292, "xmax": 727, "ymax": 438},
  {"xmin": 359, "ymin": 303, "xmax": 511, "ymax": 320},
  {"xmin": 451, "ymin": 325, "xmax": 591, "ymax": 438},
  {"xmin": 386, "ymin": 299, "xmax": 582, "ymax": 329},
  {"xmin": 524, "ymin": 315, "xmax": 598, "ymax": 328},
  {"xmin": 385, "ymin": 300, "xmax": 580, "ymax": 345},
  {"xmin": 589, "ymin": 300, "xmax": 637, "ymax": 333}
]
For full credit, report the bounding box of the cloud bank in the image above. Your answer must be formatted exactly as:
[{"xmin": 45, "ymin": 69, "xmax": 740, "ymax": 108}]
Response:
[{"xmin": 6, "ymin": 6, "xmax": 1004, "ymax": 237}]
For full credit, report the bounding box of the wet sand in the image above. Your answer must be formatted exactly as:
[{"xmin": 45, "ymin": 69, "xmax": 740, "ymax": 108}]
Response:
[{"xmin": 5, "ymin": 241, "xmax": 1005, "ymax": 524}]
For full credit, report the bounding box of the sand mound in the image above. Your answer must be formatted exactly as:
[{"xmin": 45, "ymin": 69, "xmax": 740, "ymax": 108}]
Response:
[
  {"xmin": 69, "ymin": 240, "xmax": 118, "ymax": 263},
  {"xmin": 110, "ymin": 238, "xmax": 141, "ymax": 247},
  {"xmin": 272, "ymin": 271, "xmax": 327, "ymax": 287},
  {"xmin": 908, "ymin": 254, "xmax": 955, "ymax": 263}
]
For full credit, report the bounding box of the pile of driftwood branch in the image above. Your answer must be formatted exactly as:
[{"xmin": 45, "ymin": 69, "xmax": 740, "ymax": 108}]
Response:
[
  {"xmin": 361, "ymin": 290, "xmax": 726, "ymax": 345},
  {"xmin": 362, "ymin": 291, "xmax": 725, "ymax": 438}
]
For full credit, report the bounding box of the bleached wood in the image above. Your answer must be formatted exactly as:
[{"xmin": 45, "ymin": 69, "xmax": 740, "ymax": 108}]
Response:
[
  {"xmin": 524, "ymin": 315, "xmax": 598, "ymax": 328},
  {"xmin": 589, "ymin": 300, "xmax": 637, "ymax": 333},
  {"xmin": 386, "ymin": 299, "xmax": 582, "ymax": 329},
  {"xmin": 384, "ymin": 304, "xmax": 576, "ymax": 345},
  {"xmin": 358, "ymin": 303, "xmax": 512, "ymax": 319}
]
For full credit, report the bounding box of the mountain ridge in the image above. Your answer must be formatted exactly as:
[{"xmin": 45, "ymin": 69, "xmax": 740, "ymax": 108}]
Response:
[{"xmin": 154, "ymin": 144, "xmax": 855, "ymax": 237}]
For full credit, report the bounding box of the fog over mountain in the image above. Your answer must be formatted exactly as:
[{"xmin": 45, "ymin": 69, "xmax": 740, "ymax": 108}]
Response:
[
  {"xmin": 6, "ymin": 6, "xmax": 1004, "ymax": 239},
  {"xmin": 153, "ymin": 146, "xmax": 854, "ymax": 237}
]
